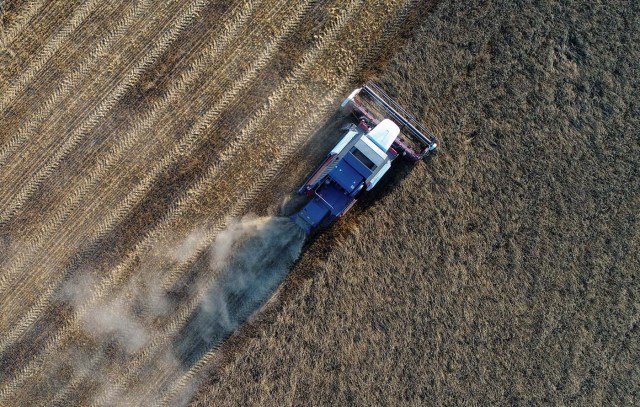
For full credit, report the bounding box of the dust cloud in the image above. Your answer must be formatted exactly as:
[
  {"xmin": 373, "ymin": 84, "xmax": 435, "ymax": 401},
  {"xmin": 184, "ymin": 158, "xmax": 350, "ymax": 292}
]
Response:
[
  {"xmin": 54, "ymin": 215, "xmax": 305, "ymax": 405},
  {"xmin": 174, "ymin": 216, "xmax": 305, "ymax": 367}
]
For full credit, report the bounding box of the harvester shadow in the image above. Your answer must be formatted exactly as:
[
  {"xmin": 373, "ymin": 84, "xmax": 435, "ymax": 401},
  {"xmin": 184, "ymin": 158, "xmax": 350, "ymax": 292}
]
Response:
[{"xmin": 357, "ymin": 154, "xmax": 431, "ymax": 212}]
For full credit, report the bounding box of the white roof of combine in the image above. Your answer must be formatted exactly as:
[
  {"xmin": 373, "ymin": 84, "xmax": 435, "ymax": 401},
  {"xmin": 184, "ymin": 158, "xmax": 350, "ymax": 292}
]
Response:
[{"xmin": 366, "ymin": 119, "xmax": 399, "ymax": 151}]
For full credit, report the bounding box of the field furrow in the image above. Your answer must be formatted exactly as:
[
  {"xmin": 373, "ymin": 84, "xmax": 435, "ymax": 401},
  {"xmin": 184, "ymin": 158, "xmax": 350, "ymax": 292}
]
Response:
[
  {"xmin": 0, "ymin": 0, "xmax": 320, "ymax": 393},
  {"xmin": 0, "ymin": 0, "xmax": 404, "ymax": 404},
  {"xmin": 1, "ymin": 1, "xmax": 91, "ymax": 94},
  {"xmin": 0, "ymin": 0, "xmax": 293, "ymax": 353},
  {"xmin": 0, "ymin": 2, "xmax": 241, "ymax": 243},
  {"xmin": 0, "ymin": 0, "xmax": 112, "ymax": 113},
  {"xmin": 0, "ymin": 0, "xmax": 197, "ymax": 197},
  {"xmin": 0, "ymin": 0, "xmax": 215, "ymax": 225},
  {"xmin": 0, "ymin": 0, "xmax": 45, "ymax": 48},
  {"xmin": 0, "ymin": 0, "xmax": 142, "ymax": 155}
]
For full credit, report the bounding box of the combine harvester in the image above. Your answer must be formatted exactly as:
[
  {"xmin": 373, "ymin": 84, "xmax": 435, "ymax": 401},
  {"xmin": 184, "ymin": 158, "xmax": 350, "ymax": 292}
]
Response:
[{"xmin": 291, "ymin": 82, "xmax": 437, "ymax": 236}]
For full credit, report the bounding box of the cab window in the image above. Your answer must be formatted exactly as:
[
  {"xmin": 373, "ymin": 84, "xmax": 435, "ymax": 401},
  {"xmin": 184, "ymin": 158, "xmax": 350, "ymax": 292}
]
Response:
[{"xmin": 350, "ymin": 147, "xmax": 376, "ymax": 170}]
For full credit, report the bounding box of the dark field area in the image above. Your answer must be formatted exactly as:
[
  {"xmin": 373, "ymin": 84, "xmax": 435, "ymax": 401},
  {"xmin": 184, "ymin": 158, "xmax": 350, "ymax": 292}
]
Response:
[
  {"xmin": 0, "ymin": 0, "xmax": 638, "ymax": 405},
  {"xmin": 192, "ymin": 1, "xmax": 639, "ymax": 405}
]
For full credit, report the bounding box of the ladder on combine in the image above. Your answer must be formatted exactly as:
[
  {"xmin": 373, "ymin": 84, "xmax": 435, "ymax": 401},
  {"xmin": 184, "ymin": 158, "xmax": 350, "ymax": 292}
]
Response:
[{"xmin": 298, "ymin": 154, "xmax": 339, "ymax": 195}]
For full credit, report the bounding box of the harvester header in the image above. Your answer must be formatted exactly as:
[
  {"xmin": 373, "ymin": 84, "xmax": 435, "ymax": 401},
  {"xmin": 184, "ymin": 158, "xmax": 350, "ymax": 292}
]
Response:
[
  {"xmin": 291, "ymin": 82, "xmax": 437, "ymax": 236},
  {"xmin": 342, "ymin": 81, "xmax": 437, "ymax": 160}
]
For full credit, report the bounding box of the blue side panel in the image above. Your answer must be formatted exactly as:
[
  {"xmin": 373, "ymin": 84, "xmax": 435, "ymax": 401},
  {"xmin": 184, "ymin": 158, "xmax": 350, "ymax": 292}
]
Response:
[
  {"xmin": 328, "ymin": 159, "xmax": 364, "ymax": 193},
  {"xmin": 292, "ymin": 151, "xmax": 370, "ymax": 235},
  {"xmin": 317, "ymin": 183, "xmax": 354, "ymax": 216}
]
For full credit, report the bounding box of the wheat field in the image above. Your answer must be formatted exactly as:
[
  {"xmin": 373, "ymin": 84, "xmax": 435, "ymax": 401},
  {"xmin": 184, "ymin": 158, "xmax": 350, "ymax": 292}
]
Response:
[{"xmin": 1, "ymin": 0, "xmax": 638, "ymax": 405}]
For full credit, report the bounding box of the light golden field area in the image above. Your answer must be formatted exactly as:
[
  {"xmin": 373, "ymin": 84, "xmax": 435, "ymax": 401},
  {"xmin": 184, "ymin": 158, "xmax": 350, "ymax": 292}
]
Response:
[{"xmin": 1, "ymin": 0, "xmax": 638, "ymax": 405}]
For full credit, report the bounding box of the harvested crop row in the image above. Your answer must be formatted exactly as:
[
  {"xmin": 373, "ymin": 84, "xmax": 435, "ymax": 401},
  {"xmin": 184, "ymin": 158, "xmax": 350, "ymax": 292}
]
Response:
[
  {"xmin": 0, "ymin": 1, "xmax": 240, "ymax": 240},
  {"xmin": 0, "ymin": 0, "xmax": 214, "ymax": 295},
  {"xmin": 0, "ymin": 0, "xmax": 411, "ymax": 404},
  {"xmin": 0, "ymin": 0, "xmax": 342, "ymax": 398},
  {"xmin": 0, "ymin": 0, "xmax": 204, "ymax": 201},
  {"xmin": 0, "ymin": 1, "xmax": 150, "ymax": 182},
  {"xmin": 0, "ymin": 0, "xmax": 44, "ymax": 49},
  {"xmin": 0, "ymin": 0, "xmax": 86, "ymax": 93},
  {"xmin": 0, "ymin": 0, "xmax": 129, "ymax": 115},
  {"xmin": 1, "ymin": 1, "xmax": 38, "ymax": 35},
  {"xmin": 0, "ymin": 0, "xmax": 285, "ymax": 339}
]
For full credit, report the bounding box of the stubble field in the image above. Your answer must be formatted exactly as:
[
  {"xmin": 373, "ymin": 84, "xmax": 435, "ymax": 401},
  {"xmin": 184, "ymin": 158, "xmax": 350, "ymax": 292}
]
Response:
[{"xmin": 1, "ymin": 0, "xmax": 638, "ymax": 406}]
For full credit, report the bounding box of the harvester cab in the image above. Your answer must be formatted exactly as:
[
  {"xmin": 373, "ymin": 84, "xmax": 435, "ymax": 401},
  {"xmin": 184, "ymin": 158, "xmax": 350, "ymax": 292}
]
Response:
[{"xmin": 291, "ymin": 82, "xmax": 437, "ymax": 236}]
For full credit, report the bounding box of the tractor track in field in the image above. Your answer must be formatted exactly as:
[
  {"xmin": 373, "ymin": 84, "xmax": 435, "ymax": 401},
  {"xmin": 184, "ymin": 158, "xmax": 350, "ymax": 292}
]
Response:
[
  {"xmin": 0, "ymin": 0, "xmax": 270, "ymax": 339},
  {"xmin": 0, "ymin": 0, "xmax": 199, "ymax": 179},
  {"xmin": 1, "ymin": 1, "xmax": 84, "ymax": 87},
  {"xmin": 0, "ymin": 0, "xmax": 239, "ymax": 239},
  {"xmin": 0, "ymin": 0, "xmax": 144, "ymax": 172},
  {"xmin": 0, "ymin": 0, "xmax": 208, "ymax": 212},
  {"xmin": 0, "ymin": 1, "xmax": 349, "ymax": 398},
  {"xmin": 0, "ymin": 0, "xmax": 215, "ymax": 335},
  {"xmin": 0, "ymin": 0, "xmax": 356, "ymax": 361},
  {"xmin": 0, "ymin": 0, "xmax": 418, "ymax": 404},
  {"xmin": 0, "ymin": 1, "xmax": 314, "ymax": 394},
  {"xmin": 0, "ymin": 0, "xmax": 119, "ymax": 113},
  {"xmin": 0, "ymin": 0, "xmax": 45, "ymax": 49},
  {"xmin": 0, "ymin": 0, "xmax": 124, "ymax": 150}
]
